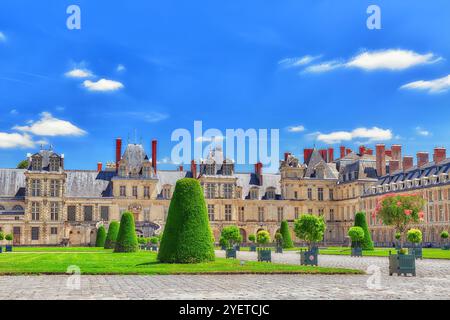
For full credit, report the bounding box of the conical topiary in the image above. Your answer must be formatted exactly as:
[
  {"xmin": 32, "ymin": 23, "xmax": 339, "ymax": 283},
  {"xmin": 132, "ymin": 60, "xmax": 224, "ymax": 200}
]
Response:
[
  {"xmin": 158, "ymin": 178, "xmax": 215, "ymax": 263},
  {"xmin": 280, "ymin": 220, "xmax": 294, "ymax": 248},
  {"xmin": 114, "ymin": 212, "xmax": 138, "ymax": 253},
  {"xmin": 354, "ymin": 212, "xmax": 374, "ymax": 250},
  {"xmin": 95, "ymin": 225, "xmax": 107, "ymax": 247},
  {"xmin": 104, "ymin": 221, "xmax": 120, "ymax": 249}
]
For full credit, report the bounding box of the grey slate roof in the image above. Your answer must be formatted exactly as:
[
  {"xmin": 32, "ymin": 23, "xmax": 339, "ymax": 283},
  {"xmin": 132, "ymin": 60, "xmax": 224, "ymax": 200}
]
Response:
[
  {"xmin": 65, "ymin": 170, "xmax": 114, "ymax": 198},
  {"xmin": 121, "ymin": 144, "xmax": 149, "ymax": 173},
  {"xmin": 0, "ymin": 169, "xmax": 26, "ymax": 198},
  {"xmin": 304, "ymin": 149, "xmax": 339, "ymax": 179}
]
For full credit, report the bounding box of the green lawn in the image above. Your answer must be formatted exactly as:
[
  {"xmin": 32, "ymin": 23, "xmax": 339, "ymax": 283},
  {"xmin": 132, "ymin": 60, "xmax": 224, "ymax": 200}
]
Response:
[
  {"xmin": 0, "ymin": 249, "xmax": 362, "ymax": 275},
  {"xmin": 11, "ymin": 246, "xmax": 110, "ymax": 253}
]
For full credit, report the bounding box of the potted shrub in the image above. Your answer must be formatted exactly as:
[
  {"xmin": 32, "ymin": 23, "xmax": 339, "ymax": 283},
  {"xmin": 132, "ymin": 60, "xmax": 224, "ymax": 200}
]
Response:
[
  {"xmin": 353, "ymin": 212, "xmax": 374, "ymax": 250},
  {"xmin": 248, "ymin": 234, "xmax": 257, "ymax": 252},
  {"xmin": 407, "ymin": 229, "xmax": 423, "ymax": 259},
  {"xmin": 0, "ymin": 232, "xmax": 4, "ymax": 253},
  {"xmin": 150, "ymin": 236, "xmax": 159, "ymax": 251},
  {"xmin": 375, "ymin": 193, "xmax": 424, "ymax": 276},
  {"xmin": 440, "ymin": 231, "xmax": 449, "ymax": 250},
  {"xmin": 5, "ymin": 233, "xmax": 13, "ymax": 252},
  {"xmin": 219, "ymin": 236, "xmax": 228, "ymax": 251},
  {"xmin": 220, "ymin": 226, "xmax": 242, "ymax": 259},
  {"xmin": 348, "ymin": 226, "xmax": 364, "ymax": 257},
  {"xmin": 256, "ymin": 230, "xmax": 271, "ymax": 262},
  {"xmin": 294, "ymin": 214, "xmax": 325, "ymax": 266},
  {"xmin": 274, "ymin": 232, "xmax": 283, "ymax": 253}
]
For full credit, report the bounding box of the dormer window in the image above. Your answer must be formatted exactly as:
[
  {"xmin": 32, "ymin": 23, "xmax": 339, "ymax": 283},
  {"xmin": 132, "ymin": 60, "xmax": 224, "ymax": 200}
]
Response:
[
  {"xmin": 266, "ymin": 188, "xmax": 276, "ymax": 200},
  {"xmin": 119, "ymin": 165, "xmax": 127, "ymax": 177},
  {"xmin": 222, "ymin": 163, "xmax": 233, "ymax": 176},
  {"xmin": 206, "ymin": 164, "xmax": 215, "ymax": 175},
  {"xmin": 250, "ymin": 188, "xmax": 259, "ymax": 200},
  {"xmin": 162, "ymin": 185, "xmax": 172, "ymax": 199},
  {"xmin": 32, "ymin": 156, "xmax": 42, "ymax": 171},
  {"xmin": 49, "ymin": 156, "xmax": 60, "ymax": 172},
  {"xmin": 143, "ymin": 166, "xmax": 152, "ymax": 178}
]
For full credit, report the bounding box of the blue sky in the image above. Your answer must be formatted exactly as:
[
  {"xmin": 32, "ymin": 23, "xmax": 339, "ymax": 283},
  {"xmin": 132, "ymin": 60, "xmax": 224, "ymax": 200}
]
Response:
[{"xmin": 0, "ymin": 0, "xmax": 449, "ymax": 171}]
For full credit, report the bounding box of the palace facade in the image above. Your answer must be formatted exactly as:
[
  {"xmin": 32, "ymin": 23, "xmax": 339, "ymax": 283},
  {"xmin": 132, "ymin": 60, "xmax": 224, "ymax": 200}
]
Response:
[{"xmin": 0, "ymin": 138, "xmax": 449, "ymax": 247}]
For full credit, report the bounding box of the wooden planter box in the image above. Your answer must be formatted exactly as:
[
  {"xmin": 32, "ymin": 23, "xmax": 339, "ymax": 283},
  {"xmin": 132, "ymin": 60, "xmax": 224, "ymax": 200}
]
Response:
[
  {"xmin": 408, "ymin": 247, "xmax": 422, "ymax": 260},
  {"xmin": 351, "ymin": 247, "xmax": 363, "ymax": 257},
  {"xmin": 389, "ymin": 251, "xmax": 416, "ymax": 276},
  {"xmin": 275, "ymin": 246, "xmax": 283, "ymax": 253},
  {"xmin": 5, "ymin": 245, "xmax": 12, "ymax": 252},
  {"xmin": 250, "ymin": 245, "xmax": 257, "ymax": 252},
  {"xmin": 300, "ymin": 249, "xmax": 318, "ymax": 266},
  {"xmin": 226, "ymin": 248, "xmax": 237, "ymax": 259},
  {"xmin": 257, "ymin": 248, "xmax": 272, "ymax": 262}
]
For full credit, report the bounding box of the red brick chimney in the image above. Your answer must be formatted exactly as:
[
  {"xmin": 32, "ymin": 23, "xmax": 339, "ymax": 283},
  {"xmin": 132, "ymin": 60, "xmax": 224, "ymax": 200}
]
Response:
[
  {"xmin": 389, "ymin": 160, "xmax": 399, "ymax": 174},
  {"xmin": 366, "ymin": 148, "xmax": 373, "ymax": 155},
  {"xmin": 346, "ymin": 148, "xmax": 352, "ymax": 155},
  {"xmin": 255, "ymin": 162, "xmax": 263, "ymax": 186},
  {"xmin": 191, "ymin": 160, "xmax": 197, "ymax": 179},
  {"xmin": 152, "ymin": 139, "xmax": 158, "ymax": 174},
  {"xmin": 303, "ymin": 148, "xmax": 313, "ymax": 164},
  {"xmin": 433, "ymin": 147, "xmax": 446, "ymax": 164},
  {"xmin": 376, "ymin": 144, "xmax": 386, "ymax": 176},
  {"xmin": 359, "ymin": 146, "xmax": 366, "ymax": 155},
  {"xmin": 340, "ymin": 146, "xmax": 346, "ymax": 158},
  {"xmin": 115, "ymin": 138, "xmax": 122, "ymax": 173},
  {"xmin": 97, "ymin": 162, "xmax": 102, "ymax": 172},
  {"xmin": 385, "ymin": 149, "xmax": 392, "ymax": 157},
  {"xmin": 402, "ymin": 156, "xmax": 413, "ymax": 171},
  {"xmin": 417, "ymin": 152, "xmax": 429, "ymax": 167},
  {"xmin": 179, "ymin": 165, "xmax": 183, "ymax": 171},
  {"xmin": 327, "ymin": 148, "xmax": 334, "ymax": 163},
  {"xmin": 391, "ymin": 145, "xmax": 402, "ymax": 160},
  {"xmin": 284, "ymin": 152, "xmax": 291, "ymax": 161},
  {"xmin": 319, "ymin": 149, "xmax": 328, "ymax": 162}
]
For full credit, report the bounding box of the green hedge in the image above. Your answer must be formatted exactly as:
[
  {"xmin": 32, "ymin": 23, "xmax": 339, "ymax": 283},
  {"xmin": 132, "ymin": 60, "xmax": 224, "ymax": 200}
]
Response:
[
  {"xmin": 95, "ymin": 225, "xmax": 107, "ymax": 247},
  {"xmin": 354, "ymin": 212, "xmax": 374, "ymax": 250},
  {"xmin": 280, "ymin": 220, "xmax": 294, "ymax": 248},
  {"xmin": 104, "ymin": 221, "xmax": 120, "ymax": 249},
  {"xmin": 114, "ymin": 212, "xmax": 138, "ymax": 253},
  {"xmin": 158, "ymin": 178, "xmax": 215, "ymax": 263}
]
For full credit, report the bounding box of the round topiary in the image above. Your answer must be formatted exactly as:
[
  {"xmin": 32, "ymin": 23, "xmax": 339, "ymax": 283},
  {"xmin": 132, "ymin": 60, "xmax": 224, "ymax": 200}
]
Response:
[
  {"xmin": 104, "ymin": 221, "xmax": 120, "ymax": 249},
  {"xmin": 158, "ymin": 178, "xmax": 215, "ymax": 263},
  {"xmin": 256, "ymin": 230, "xmax": 270, "ymax": 245},
  {"xmin": 150, "ymin": 237, "xmax": 158, "ymax": 245},
  {"xmin": 280, "ymin": 220, "xmax": 294, "ymax": 248},
  {"xmin": 114, "ymin": 212, "xmax": 138, "ymax": 253},
  {"xmin": 354, "ymin": 212, "xmax": 374, "ymax": 250},
  {"xmin": 395, "ymin": 232, "xmax": 401, "ymax": 240},
  {"xmin": 441, "ymin": 231, "xmax": 449, "ymax": 240},
  {"xmin": 0, "ymin": 232, "xmax": 4, "ymax": 241},
  {"xmin": 348, "ymin": 226, "xmax": 364, "ymax": 247},
  {"xmin": 95, "ymin": 225, "xmax": 106, "ymax": 247},
  {"xmin": 220, "ymin": 226, "xmax": 242, "ymax": 249},
  {"xmin": 5, "ymin": 234, "xmax": 13, "ymax": 242},
  {"xmin": 407, "ymin": 228, "xmax": 422, "ymax": 244},
  {"xmin": 248, "ymin": 234, "xmax": 256, "ymax": 243}
]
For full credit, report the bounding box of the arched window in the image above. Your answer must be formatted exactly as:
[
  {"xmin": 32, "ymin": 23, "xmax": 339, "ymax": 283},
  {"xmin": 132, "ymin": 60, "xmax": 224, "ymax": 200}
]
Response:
[
  {"xmin": 265, "ymin": 187, "xmax": 276, "ymax": 200},
  {"xmin": 12, "ymin": 205, "xmax": 24, "ymax": 211}
]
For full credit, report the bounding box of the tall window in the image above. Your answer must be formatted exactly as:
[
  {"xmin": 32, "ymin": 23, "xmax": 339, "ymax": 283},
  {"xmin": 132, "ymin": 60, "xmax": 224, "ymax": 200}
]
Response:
[
  {"xmin": 307, "ymin": 188, "xmax": 312, "ymax": 200},
  {"xmin": 266, "ymin": 188, "xmax": 276, "ymax": 200},
  {"xmin": 277, "ymin": 207, "xmax": 284, "ymax": 222},
  {"xmin": 222, "ymin": 164, "xmax": 232, "ymax": 175},
  {"xmin": 162, "ymin": 186, "xmax": 171, "ymax": 199},
  {"xmin": 32, "ymin": 157, "xmax": 42, "ymax": 170},
  {"xmin": 206, "ymin": 164, "xmax": 215, "ymax": 175},
  {"xmin": 225, "ymin": 205, "xmax": 232, "ymax": 221},
  {"xmin": 120, "ymin": 186, "xmax": 126, "ymax": 197},
  {"xmin": 49, "ymin": 157, "xmax": 60, "ymax": 171},
  {"xmin": 67, "ymin": 206, "xmax": 76, "ymax": 221},
  {"xmin": 132, "ymin": 186, "xmax": 138, "ymax": 197},
  {"xmin": 31, "ymin": 227, "xmax": 39, "ymax": 240},
  {"xmin": 100, "ymin": 206, "xmax": 109, "ymax": 221},
  {"xmin": 31, "ymin": 179, "xmax": 41, "ymax": 197},
  {"xmin": 329, "ymin": 209, "xmax": 335, "ymax": 221},
  {"xmin": 143, "ymin": 166, "xmax": 152, "ymax": 178},
  {"xmin": 318, "ymin": 188, "xmax": 324, "ymax": 201},
  {"xmin": 258, "ymin": 207, "xmax": 265, "ymax": 222},
  {"xmin": 84, "ymin": 206, "xmax": 93, "ymax": 221},
  {"xmin": 294, "ymin": 191, "xmax": 298, "ymax": 199},
  {"xmin": 31, "ymin": 202, "xmax": 40, "ymax": 220},
  {"xmin": 250, "ymin": 188, "xmax": 259, "ymax": 200},
  {"xmin": 238, "ymin": 207, "xmax": 245, "ymax": 222},
  {"xmin": 318, "ymin": 208, "xmax": 324, "ymax": 216},
  {"xmin": 50, "ymin": 202, "xmax": 59, "ymax": 221},
  {"xmin": 50, "ymin": 180, "xmax": 60, "ymax": 197},
  {"xmin": 144, "ymin": 186, "xmax": 150, "ymax": 198},
  {"xmin": 308, "ymin": 208, "xmax": 313, "ymax": 214},
  {"xmin": 206, "ymin": 184, "xmax": 215, "ymax": 199},
  {"xmin": 119, "ymin": 165, "xmax": 127, "ymax": 177},
  {"xmin": 50, "ymin": 227, "xmax": 58, "ymax": 235},
  {"xmin": 207, "ymin": 204, "xmax": 215, "ymax": 221},
  {"xmin": 294, "ymin": 207, "xmax": 299, "ymax": 220},
  {"xmin": 223, "ymin": 184, "xmax": 233, "ymax": 199},
  {"xmin": 329, "ymin": 189, "xmax": 334, "ymax": 200}
]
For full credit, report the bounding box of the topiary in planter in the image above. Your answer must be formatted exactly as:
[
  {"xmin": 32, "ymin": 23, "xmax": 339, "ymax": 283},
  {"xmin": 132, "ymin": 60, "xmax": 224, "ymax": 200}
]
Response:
[
  {"xmin": 158, "ymin": 178, "xmax": 215, "ymax": 263},
  {"xmin": 280, "ymin": 220, "xmax": 294, "ymax": 249},
  {"xmin": 114, "ymin": 212, "xmax": 139, "ymax": 253},
  {"xmin": 248, "ymin": 234, "xmax": 257, "ymax": 251},
  {"xmin": 407, "ymin": 228, "xmax": 423, "ymax": 259},
  {"xmin": 95, "ymin": 225, "xmax": 107, "ymax": 247},
  {"xmin": 220, "ymin": 226, "xmax": 242, "ymax": 249},
  {"xmin": 104, "ymin": 221, "xmax": 120, "ymax": 249},
  {"xmin": 354, "ymin": 212, "xmax": 374, "ymax": 250},
  {"xmin": 441, "ymin": 231, "xmax": 449, "ymax": 250}
]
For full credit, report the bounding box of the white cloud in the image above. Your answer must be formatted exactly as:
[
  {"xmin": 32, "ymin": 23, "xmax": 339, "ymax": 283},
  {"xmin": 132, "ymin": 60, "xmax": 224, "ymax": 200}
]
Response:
[
  {"xmin": 278, "ymin": 55, "xmax": 321, "ymax": 68},
  {"xmin": 0, "ymin": 133, "xmax": 35, "ymax": 149},
  {"xmin": 303, "ymin": 49, "xmax": 440, "ymax": 73},
  {"xmin": 287, "ymin": 125, "xmax": 306, "ymax": 132},
  {"xmin": 13, "ymin": 112, "xmax": 87, "ymax": 137},
  {"xmin": 401, "ymin": 74, "xmax": 450, "ymax": 94},
  {"xmin": 9, "ymin": 109, "xmax": 18, "ymax": 115},
  {"xmin": 83, "ymin": 78, "xmax": 124, "ymax": 91},
  {"xmin": 116, "ymin": 64, "xmax": 126, "ymax": 72},
  {"xmin": 415, "ymin": 126, "xmax": 431, "ymax": 136},
  {"xmin": 315, "ymin": 127, "xmax": 393, "ymax": 144},
  {"xmin": 0, "ymin": 31, "xmax": 6, "ymax": 42},
  {"xmin": 65, "ymin": 68, "xmax": 94, "ymax": 78}
]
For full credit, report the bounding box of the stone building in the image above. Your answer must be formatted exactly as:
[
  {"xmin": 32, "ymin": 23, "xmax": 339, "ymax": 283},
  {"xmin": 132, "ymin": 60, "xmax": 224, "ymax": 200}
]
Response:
[{"xmin": 0, "ymin": 138, "xmax": 448, "ymax": 247}]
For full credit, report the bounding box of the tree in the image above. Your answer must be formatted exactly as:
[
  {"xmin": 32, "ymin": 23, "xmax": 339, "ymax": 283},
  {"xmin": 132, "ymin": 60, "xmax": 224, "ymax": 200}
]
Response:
[
  {"xmin": 220, "ymin": 226, "xmax": 242, "ymax": 249},
  {"xmin": 256, "ymin": 230, "xmax": 270, "ymax": 246},
  {"xmin": 104, "ymin": 221, "xmax": 120, "ymax": 249},
  {"xmin": 441, "ymin": 231, "xmax": 449, "ymax": 242},
  {"xmin": 274, "ymin": 232, "xmax": 283, "ymax": 247},
  {"xmin": 375, "ymin": 194, "xmax": 425, "ymax": 249},
  {"xmin": 248, "ymin": 234, "xmax": 256, "ymax": 244},
  {"xmin": 0, "ymin": 232, "xmax": 4, "ymax": 241},
  {"xmin": 279, "ymin": 220, "xmax": 294, "ymax": 249},
  {"xmin": 95, "ymin": 225, "xmax": 106, "ymax": 247},
  {"xmin": 114, "ymin": 212, "xmax": 138, "ymax": 253},
  {"xmin": 407, "ymin": 229, "xmax": 422, "ymax": 245},
  {"xmin": 150, "ymin": 237, "xmax": 159, "ymax": 245},
  {"xmin": 17, "ymin": 160, "xmax": 29, "ymax": 169},
  {"xmin": 5, "ymin": 233, "xmax": 13, "ymax": 243},
  {"xmin": 348, "ymin": 227, "xmax": 364, "ymax": 247},
  {"xmin": 158, "ymin": 178, "xmax": 215, "ymax": 263},
  {"xmin": 294, "ymin": 214, "xmax": 325, "ymax": 250},
  {"xmin": 354, "ymin": 212, "xmax": 374, "ymax": 250}
]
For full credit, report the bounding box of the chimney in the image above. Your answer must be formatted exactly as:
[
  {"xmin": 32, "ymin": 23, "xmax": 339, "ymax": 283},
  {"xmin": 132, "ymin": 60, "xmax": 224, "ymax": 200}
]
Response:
[
  {"xmin": 340, "ymin": 146, "xmax": 346, "ymax": 158},
  {"xmin": 346, "ymin": 148, "xmax": 352, "ymax": 155},
  {"xmin": 376, "ymin": 144, "xmax": 386, "ymax": 176},
  {"xmin": 255, "ymin": 162, "xmax": 263, "ymax": 186},
  {"xmin": 115, "ymin": 138, "xmax": 122, "ymax": 172},
  {"xmin": 402, "ymin": 156, "xmax": 413, "ymax": 171},
  {"xmin": 284, "ymin": 152, "xmax": 291, "ymax": 162},
  {"xmin": 319, "ymin": 149, "xmax": 328, "ymax": 162},
  {"xmin": 327, "ymin": 148, "xmax": 334, "ymax": 163},
  {"xmin": 417, "ymin": 152, "xmax": 429, "ymax": 167},
  {"xmin": 191, "ymin": 160, "xmax": 197, "ymax": 179},
  {"xmin": 391, "ymin": 145, "xmax": 402, "ymax": 160},
  {"xmin": 97, "ymin": 162, "xmax": 102, "ymax": 172},
  {"xmin": 385, "ymin": 149, "xmax": 392, "ymax": 157},
  {"xmin": 179, "ymin": 165, "xmax": 183, "ymax": 171},
  {"xmin": 366, "ymin": 148, "xmax": 373, "ymax": 155},
  {"xmin": 389, "ymin": 160, "xmax": 399, "ymax": 174},
  {"xmin": 152, "ymin": 139, "xmax": 157, "ymax": 174},
  {"xmin": 359, "ymin": 146, "xmax": 366, "ymax": 155},
  {"xmin": 433, "ymin": 147, "xmax": 446, "ymax": 164},
  {"xmin": 303, "ymin": 148, "xmax": 313, "ymax": 164}
]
